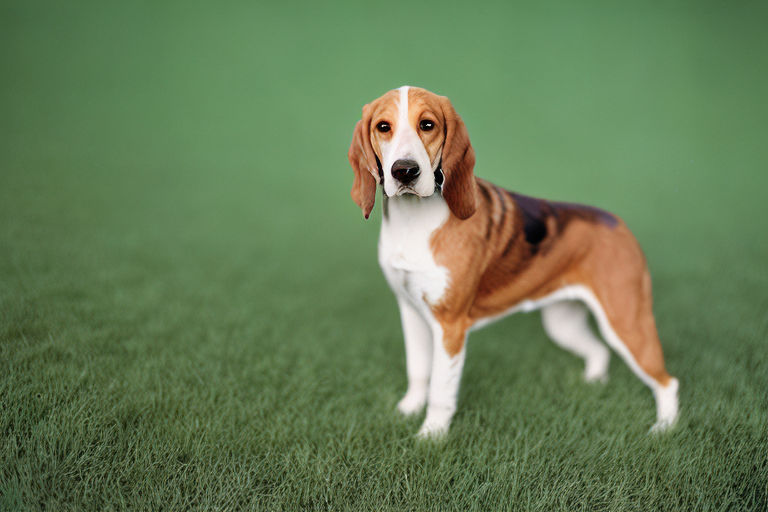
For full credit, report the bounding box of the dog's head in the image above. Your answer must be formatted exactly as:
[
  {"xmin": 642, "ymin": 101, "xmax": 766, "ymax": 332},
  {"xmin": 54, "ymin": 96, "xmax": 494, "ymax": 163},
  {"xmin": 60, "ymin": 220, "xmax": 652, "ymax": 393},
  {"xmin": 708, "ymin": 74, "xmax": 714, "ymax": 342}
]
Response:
[{"xmin": 348, "ymin": 86, "xmax": 477, "ymax": 220}]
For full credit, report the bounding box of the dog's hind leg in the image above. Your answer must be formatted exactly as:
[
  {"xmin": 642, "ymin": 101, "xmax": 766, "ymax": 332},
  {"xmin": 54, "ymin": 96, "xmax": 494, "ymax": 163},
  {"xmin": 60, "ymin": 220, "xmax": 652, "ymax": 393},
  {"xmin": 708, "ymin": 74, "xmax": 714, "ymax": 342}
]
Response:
[
  {"xmin": 541, "ymin": 300, "xmax": 610, "ymax": 383},
  {"xmin": 578, "ymin": 282, "xmax": 679, "ymax": 433}
]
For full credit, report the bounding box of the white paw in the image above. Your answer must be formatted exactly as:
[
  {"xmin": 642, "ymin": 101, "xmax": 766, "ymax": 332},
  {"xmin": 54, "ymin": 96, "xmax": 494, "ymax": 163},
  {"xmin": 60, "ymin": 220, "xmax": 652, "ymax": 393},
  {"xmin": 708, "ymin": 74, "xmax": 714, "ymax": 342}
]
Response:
[
  {"xmin": 650, "ymin": 378, "xmax": 679, "ymax": 434},
  {"xmin": 649, "ymin": 417, "xmax": 677, "ymax": 434},
  {"xmin": 397, "ymin": 391, "xmax": 427, "ymax": 416},
  {"xmin": 416, "ymin": 406, "xmax": 454, "ymax": 439},
  {"xmin": 416, "ymin": 421, "xmax": 449, "ymax": 440},
  {"xmin": 584, "ymin": 351, "xmax": 610, "ymax": 383},
  {"xmin": 584, "ymin": 365, "xmax": 609, "ymax": 383}
]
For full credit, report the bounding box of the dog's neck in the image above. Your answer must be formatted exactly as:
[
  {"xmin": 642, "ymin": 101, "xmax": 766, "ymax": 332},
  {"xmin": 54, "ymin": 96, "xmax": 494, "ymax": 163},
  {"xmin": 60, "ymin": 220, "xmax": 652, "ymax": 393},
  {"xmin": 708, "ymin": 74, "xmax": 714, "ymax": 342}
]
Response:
[
  {"xmin": 381, "ymin": 191, "xmax": 448, "ymax": 223},
  {"xmin": 379, "ymin": 192, "xmax": 451, "ymax": 261}
]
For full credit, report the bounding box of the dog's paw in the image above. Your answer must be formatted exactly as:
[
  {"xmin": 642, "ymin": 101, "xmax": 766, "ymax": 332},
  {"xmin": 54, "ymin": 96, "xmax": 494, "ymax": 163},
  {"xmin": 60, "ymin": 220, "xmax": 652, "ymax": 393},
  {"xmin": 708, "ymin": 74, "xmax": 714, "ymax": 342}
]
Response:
[
  {"xmin": 397, "ymin": 391, "xmax": 426, "ymax": 416},
  {"xmin": 584, "ymin": 350, "xmax": 610, "ymax": 383},
  {"xmin": 416, "ymin": 421, "xmax": 449, "ymax": 440},
  {"xmin": 415, "ymin": 406, "xmax": 453, "ymax": 439},
  {"xmin": 649, "ymin": 418, "xmax": 677, "ymax": 434},
  {"xmin": 649, "ymin": 378, "xmax": 679, "ymax": 434},
  {"xmin": 584, "ymin": 367, "xmax": 609, "ymax": 383}
]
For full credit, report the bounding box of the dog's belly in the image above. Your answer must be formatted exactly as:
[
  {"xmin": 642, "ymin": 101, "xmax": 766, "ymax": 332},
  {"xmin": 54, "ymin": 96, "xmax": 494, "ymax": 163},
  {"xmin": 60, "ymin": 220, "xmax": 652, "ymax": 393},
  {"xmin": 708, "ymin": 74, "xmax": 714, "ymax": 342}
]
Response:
[{"xmin": 469, "ymin": 284, "xmax": 593, "ymax": 331}]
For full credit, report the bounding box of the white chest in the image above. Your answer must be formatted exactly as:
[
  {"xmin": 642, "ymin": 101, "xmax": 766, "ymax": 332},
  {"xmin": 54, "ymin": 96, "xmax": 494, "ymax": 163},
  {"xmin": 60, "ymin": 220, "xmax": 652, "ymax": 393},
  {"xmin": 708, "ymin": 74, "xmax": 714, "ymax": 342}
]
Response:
[{"xmin": 378, "ymin": 194, "xmax": 450, "ymax": 308}]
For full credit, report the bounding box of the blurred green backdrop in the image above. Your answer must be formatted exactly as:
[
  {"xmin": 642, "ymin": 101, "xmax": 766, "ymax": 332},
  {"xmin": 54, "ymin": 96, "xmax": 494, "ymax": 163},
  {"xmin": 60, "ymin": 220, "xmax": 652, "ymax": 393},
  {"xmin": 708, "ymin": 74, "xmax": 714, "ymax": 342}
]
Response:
[{"xmin": 2, "ymin": 1, "xmax": 767, "ymax": 510}]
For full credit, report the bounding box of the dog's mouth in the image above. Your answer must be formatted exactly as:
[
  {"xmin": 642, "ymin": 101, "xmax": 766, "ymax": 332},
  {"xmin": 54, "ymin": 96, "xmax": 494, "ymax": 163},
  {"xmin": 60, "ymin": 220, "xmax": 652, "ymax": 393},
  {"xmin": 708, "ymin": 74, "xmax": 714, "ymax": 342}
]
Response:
[{"xmin": 395, "ymin": 185, "xmax": 418, "ymax": 196}]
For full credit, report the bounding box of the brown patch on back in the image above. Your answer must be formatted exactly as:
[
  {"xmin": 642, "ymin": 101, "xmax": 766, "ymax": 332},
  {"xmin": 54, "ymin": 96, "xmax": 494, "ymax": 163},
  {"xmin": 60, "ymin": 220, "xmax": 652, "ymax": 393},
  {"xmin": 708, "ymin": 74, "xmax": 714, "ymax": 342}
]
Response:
[
  {"xmin": 467, "ymin": 185, "xmax": 622, "ymax": 320},
  {"xmin": 428, "ymin": 177, "xmax": 671, "ymax": 385}
]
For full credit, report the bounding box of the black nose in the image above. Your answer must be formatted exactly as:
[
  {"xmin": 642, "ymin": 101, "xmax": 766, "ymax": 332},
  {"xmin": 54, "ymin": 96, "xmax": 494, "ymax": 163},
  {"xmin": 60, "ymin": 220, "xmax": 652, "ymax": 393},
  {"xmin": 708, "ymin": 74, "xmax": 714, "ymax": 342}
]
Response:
[{"xmin": 391, "ymin": 159, "xmax": 421, "ymax": 184}]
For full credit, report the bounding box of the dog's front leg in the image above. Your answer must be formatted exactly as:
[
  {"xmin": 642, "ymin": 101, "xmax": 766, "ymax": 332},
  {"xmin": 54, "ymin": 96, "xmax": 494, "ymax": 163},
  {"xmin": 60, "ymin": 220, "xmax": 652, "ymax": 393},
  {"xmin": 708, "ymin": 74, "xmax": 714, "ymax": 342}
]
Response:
[
  {"xmin": 417, "ymin": 322, "xmax": 467, "ymax": 439},
  {"xmin": 396, "ymin": 299, "xmax": 433, "ymax": 416}
]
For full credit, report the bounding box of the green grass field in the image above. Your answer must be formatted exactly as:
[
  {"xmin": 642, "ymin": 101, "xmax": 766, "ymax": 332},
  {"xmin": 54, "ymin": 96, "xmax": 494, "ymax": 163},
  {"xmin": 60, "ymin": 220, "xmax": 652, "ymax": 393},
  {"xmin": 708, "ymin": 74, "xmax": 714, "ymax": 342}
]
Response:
[{"xmin": 2, "ymin": 1, "xmax": 767, "ymax": 510}]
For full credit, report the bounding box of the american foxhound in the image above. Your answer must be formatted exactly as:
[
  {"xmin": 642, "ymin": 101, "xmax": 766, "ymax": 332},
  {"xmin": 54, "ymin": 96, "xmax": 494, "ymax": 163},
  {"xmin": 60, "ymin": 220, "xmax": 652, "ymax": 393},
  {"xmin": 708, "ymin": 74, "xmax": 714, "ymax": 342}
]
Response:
[{"xmin": 348, "ymin": 86, "xmax": 679, "ymax": 438}]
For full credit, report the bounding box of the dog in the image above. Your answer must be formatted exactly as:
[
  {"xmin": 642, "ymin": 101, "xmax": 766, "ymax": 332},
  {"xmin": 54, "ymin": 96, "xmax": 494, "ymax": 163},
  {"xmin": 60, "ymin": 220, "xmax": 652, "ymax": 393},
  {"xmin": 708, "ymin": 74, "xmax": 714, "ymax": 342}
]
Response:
[{"xmin": 348, "ymin": 86, "xmax": 678, "ymax": 438}]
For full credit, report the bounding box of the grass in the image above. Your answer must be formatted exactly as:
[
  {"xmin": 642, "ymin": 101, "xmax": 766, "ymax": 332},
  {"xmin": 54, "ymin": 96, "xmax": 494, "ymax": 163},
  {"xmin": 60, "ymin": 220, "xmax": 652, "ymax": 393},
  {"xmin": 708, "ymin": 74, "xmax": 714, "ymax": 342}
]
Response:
[{"xmin": 1, "ymin": 0, "xmax": 767, "ymax": 510}]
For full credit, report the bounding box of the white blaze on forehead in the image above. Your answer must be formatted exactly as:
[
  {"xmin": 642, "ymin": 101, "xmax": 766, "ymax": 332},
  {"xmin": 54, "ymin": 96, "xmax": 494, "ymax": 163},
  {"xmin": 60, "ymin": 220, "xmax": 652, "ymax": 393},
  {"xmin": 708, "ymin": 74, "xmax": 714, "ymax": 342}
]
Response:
[
  {"xmin": 398, "ymin": 85, "xmax": 409, "ymax": 132},
  {"xmin": 380, "ymin": 85, "xmax": 436, "ymax": 198}
]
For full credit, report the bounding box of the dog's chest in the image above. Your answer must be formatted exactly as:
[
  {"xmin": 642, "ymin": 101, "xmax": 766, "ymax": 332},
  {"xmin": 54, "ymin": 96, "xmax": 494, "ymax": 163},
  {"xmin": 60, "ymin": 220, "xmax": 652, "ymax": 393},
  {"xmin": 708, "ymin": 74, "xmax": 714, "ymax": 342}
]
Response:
[{"xmin": 378, "ymin": 195, "xmax": 450, "ymax": 307}]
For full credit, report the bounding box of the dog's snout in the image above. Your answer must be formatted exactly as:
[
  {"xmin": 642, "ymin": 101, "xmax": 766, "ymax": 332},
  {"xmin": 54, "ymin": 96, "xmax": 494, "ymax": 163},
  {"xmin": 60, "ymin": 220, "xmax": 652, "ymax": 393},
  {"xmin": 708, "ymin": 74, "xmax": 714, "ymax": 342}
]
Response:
[{"xmin": 391, "ymin": 159, "xmax": 421, "ymax": 184}]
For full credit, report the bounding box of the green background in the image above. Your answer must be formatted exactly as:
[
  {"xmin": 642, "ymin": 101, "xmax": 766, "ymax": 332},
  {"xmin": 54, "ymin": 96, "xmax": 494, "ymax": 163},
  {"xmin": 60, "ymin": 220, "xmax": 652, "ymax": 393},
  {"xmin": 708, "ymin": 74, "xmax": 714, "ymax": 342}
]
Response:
[{"xmin": 2, "ymin": 1, "xmax": 767, "ymax": 510}]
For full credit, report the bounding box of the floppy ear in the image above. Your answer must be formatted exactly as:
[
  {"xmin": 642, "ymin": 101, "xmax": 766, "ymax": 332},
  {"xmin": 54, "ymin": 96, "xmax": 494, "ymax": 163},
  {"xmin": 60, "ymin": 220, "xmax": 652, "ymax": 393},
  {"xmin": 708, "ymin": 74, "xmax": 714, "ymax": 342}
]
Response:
[
  {"xmin": 438, "ymin": 96, "xmax": 477, "ymax": 220},
  {"xmin": 348, "ymin": 105, "xmax": 379, "ymax": 219}
]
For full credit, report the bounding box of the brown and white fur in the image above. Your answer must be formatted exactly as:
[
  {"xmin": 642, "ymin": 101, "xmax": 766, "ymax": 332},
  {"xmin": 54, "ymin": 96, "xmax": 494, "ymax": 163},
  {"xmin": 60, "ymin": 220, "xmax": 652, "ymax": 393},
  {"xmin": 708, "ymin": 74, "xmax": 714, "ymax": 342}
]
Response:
[{"xmin": 348, "ymin": 86, "xmax": 679, "ymax": 438}]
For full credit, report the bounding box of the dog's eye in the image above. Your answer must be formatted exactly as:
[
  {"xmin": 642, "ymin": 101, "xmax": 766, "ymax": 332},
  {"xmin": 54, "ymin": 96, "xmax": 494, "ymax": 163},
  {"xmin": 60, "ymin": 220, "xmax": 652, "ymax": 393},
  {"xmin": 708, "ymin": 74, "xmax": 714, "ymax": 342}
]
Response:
[
  {"xmin": 376, "ymin": 121, "xmax": 391, "ymax": 133},
  {"xmin": 419, "ymin": 120, "xmax": 435, "ymax": 131}
]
